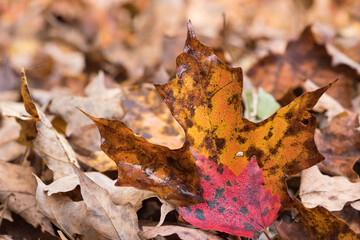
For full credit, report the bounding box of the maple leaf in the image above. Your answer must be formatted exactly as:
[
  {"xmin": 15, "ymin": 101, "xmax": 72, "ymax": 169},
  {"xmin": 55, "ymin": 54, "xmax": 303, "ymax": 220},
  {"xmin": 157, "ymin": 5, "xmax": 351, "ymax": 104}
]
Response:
[
  {"xmin": 178, "ymin": 149, "xmax": 280, "ymax": 239},
  {"xmin": 247, "ymin": 26, "xmax": 359, "ymax": 108},
  {"xmin": 155, "ymin": 22, "xmax": 333, "ymax": 209},
  {"xmin": 276, "ymin": 199, "xmax": 357, "ymax": 240},
  {"xmin": 82, "ymin": 110, "xmax": 202, "ymax": 206}
]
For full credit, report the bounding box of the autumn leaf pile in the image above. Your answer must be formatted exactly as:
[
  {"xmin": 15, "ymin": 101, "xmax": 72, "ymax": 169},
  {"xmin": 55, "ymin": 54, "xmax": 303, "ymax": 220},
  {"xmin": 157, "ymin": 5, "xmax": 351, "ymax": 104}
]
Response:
[{"xmin": 2, "ymin": 1, "xmax": 360, "ymax": 240}]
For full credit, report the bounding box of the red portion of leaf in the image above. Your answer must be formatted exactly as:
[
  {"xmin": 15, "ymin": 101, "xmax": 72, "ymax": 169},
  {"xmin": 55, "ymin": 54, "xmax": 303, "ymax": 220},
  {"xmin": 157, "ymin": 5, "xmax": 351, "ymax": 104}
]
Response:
[{"xmin": 178, "ymin": 149, "xmax": 280, "ymax": 239}]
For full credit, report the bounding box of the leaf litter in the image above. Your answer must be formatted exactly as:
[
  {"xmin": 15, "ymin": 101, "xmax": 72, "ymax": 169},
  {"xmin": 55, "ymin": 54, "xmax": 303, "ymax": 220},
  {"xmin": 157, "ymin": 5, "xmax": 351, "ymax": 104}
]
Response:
[{"xmin": 1, "ymin": 0, "xmax": 360, "ymax": 239}]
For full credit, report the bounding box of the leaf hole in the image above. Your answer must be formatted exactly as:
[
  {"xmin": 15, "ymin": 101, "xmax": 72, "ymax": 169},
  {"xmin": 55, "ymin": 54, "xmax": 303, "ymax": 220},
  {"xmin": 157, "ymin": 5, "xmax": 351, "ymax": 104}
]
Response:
[{"xmin": 300, "ymin": 118, "xmax": 309, "ymax": 125}]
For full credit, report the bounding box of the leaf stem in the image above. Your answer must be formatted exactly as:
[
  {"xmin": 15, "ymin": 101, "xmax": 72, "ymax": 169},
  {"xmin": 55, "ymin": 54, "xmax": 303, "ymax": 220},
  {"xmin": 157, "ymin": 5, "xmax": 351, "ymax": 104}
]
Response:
[{"xmin": 263, "ymin": 230, "xmax": 271, "ymax": 240}]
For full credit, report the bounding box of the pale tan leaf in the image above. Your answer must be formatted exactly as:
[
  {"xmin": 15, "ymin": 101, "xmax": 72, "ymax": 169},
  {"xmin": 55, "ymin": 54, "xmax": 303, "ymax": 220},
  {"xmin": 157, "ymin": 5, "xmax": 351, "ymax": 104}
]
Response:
[
  {"xmin": 300, "ymin": 166, "xmax": 360, "ymax": 211},
  {"xmin": 35, "ymin": 176, "xmax": 103, "ymax": 240},
  {"xmin": 74, "ymin": 167, "xmax": 141, "ymax": 240},
  {"xmin": 0, "ymin": 161, "xmax": 52, "ymax": 233},
  {"xmin": 157, "ymin": 199, "xmax": 175, "ymax": 227},
  {"xmin": 43, "ymin": 172, "xmax": 156, "ymax": 211},
  {"xmin": 140, "ymin": 225, "xmax": 223, "ymax": 240}
]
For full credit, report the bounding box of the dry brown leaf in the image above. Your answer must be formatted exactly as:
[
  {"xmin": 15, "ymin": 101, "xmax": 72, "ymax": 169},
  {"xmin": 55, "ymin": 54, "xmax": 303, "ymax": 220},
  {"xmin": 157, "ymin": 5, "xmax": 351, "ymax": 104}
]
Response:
[
  {"xmin": 0, "ymin": 117, "xmax": 26, "ymax": 161},
  {"xmin": 74, "ymin": 167, "xmax": 141, "ymax": 240},
  {"xmin": 35, "ymin": 176, "xmax": 104, "ymax": 240},
  {"xmin": 6, "ymin": 69, "xmax": 81, "ymax": 180},
  {"xmin": 140, "ymin": 225, "xmax": 223, "ymax": 240},
  {"xmin": 43, "ymin": 172, "xmax": 156, "ymax": 211},
  {"xmin": 333, "ymin": 204, "xmax": 360, "ymax": 234},
  {"xmin": 300, "ymin": 166, "xmax": 360, "ymax": 211},
  {"xmin": 0, "ymin": 161, "xmax": 53, "ymax": 233},
  {"xmin": 42, "ymin": 171, "xmax": 175, "ymax": 226},
  {"xmin": 50, "ymin": 71, "xmax": 124, "ymax": 137},
  {"xmin": 315, "ymin": 111, "xmax": 360, "ymax": 179}
]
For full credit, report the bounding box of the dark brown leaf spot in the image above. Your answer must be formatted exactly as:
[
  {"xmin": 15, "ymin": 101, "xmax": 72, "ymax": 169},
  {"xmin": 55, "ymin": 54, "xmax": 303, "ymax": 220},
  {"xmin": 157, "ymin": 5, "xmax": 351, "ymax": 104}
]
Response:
[{"xmin": 215, "ymin": 137, "xmax": 226, "ymax": 151}]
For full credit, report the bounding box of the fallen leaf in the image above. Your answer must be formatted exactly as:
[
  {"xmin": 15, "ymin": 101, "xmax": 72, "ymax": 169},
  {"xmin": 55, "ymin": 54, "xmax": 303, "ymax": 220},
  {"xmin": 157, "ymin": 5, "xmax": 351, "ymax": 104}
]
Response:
[
  {"xmin": 83, "ymin": 110, "xmax": 202, "ymax": 206},
  {"xmin": 333, "ymin": 204, "xmax": 360, "ymax": 234},
  {"xmin": 73, "ymin": 166, "xmax": 141, "ymax": 240},
  {"xmin": 300, "ymin": 165, "xmax": 360, "ymax": 211},
  {"xmin": 247, "ymin": 26, "xmax": 359, "ymax": 108},
  {"xmin": 178, "ymin": 150, "xmax": 280, "ymax": 239},
  {"xmin": 276, "ymin": 199, "xmax": 357, "ymax": 240},
  {"xmin": 43, "ymin": 172, "xmax": 156, "ymax": 211},
  {"xmin": 76, "ymin": 151, "xmax": 117, "ymax": 172},
  {"xmin": 0, "ymin": 117, "xmax": 26, "ymax": 161},
  {"xmin": 155, "ymin": 22, "xmax": 331, "ymax": 208},
  {"xmin": 49, "ymin": 71, "xmax": 124, "ymax": 137},
  {"xmin": 8, "ymin": 69, "xmax": 80, "ymax": 180},
  {"xmin": 35, "ymin": 176, "xmax": 105, "ymax": 240},
  {"xmin": 256, "ymin": 88, "xmax": 281, "ymax": 121},
  {"xmin": 315, "ymin": 111, "xmax": 360, "ymax": 179},
  {"xmin": 304, "ymin": 79, "xmax": 345, "ymax": 120},
  {"xmin": 0, "ymin": 161, "xmax": 53, "ymax": 233},
  {"xmin": 140, "ymin": 225, "xmax": 223, "ymax": 240},
  {"xmin": 122, "ymin": 83, "xmax": 185, "ymax": 149}
]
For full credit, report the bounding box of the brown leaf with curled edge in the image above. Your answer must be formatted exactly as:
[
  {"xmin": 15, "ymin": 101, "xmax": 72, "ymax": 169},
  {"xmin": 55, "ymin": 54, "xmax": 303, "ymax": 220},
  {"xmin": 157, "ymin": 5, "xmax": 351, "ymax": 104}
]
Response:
[
  {"xmin": 15, "ymin": 69, "xmax": 80, "ymax": 180},
  {"xmin": 155, "ymin": 22, "xmax": 332, "ymax": 209},
  {"xmin": 82, "ymin": 110, "xmax": 202, "ymax": 206},
  {"xmin": 316, "ymin": 111, "xmax": 360, "ymax": 179},
  {"xmin": 276, "ymin": 199, "xmax": 358, "ymax": 240},
  {"xmin": 247, "ymin": 26, "xmax": 359, "ymax": 108}
]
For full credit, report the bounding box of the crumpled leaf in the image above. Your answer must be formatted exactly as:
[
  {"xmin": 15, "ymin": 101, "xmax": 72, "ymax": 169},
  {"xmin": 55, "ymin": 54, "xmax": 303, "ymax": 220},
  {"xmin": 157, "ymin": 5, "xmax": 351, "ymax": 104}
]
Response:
[
  {"xmin": 155, "ymin": 22, "xmax": 331, "ymax": 209},
  {"xmin": 178, "ymin": 150, "xmax": 280, "ymax": 239},
  {"xmin": 83, "ymin": 110, "xmax": 202, "ymax": 206},
  {"xmin": 276, "ymin": 199, "xmax": 357, "ymax": 240},
  {"xmin": 0, "ymin": 161, "xmax": 53, "ymax": 233},
  {"xmin": 35, "ymin": 176, "xmax": 102, "ymax": 240},
  {"xmin": 73, "ymin": 166, "xmax": 141, "ymax": 240},
  {"xmin": 140, "ymin": 225, "xmax": 223, "ymax": 240},
  {"xmin": 9, "ymin": 69, "xmax": 80, "ymax": 180},
  {"xmin": 43, "ymin": 172, "xmax": 155, "ymax": 211},
  {"xmin": 315, "ymin": 111, "xmax": 360, "ymax": 179},
  {"xmin": 247, "ymin": 26, "xmax": 359, "ymax": 108},
  {"xmin": 300, "ymin": 165, "xmax": 360, "ymax": 211}
]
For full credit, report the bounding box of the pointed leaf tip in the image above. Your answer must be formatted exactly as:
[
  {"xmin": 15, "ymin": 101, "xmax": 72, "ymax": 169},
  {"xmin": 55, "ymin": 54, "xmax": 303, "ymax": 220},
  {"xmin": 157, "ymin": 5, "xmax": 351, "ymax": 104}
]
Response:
[
  {"xmin": 186, "ymin": 20, "xmax": 196, "ymax": 39},
  {"xmin": 20, "ymin": 67, "xmax": 25, "ymax": 77}
]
